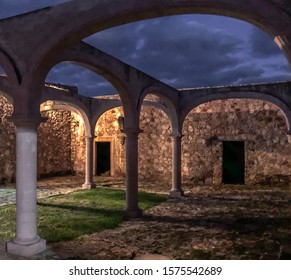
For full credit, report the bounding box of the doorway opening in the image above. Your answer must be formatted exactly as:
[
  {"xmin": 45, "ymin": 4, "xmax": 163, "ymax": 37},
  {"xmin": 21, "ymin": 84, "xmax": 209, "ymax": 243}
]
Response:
[
  {"xmin": 96, "ymin": 142, "xmax": 111, "ymax": 176},
  {"xmin": 222, "ymin": 141, "xmax": 245, "ymax": 184}
]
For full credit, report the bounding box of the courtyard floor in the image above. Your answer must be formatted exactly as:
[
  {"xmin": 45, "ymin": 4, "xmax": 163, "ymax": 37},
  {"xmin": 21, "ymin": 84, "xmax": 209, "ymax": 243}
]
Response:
[{"xmin": 0, "ymin": 175, "xmax": 291, "ymax": 260}]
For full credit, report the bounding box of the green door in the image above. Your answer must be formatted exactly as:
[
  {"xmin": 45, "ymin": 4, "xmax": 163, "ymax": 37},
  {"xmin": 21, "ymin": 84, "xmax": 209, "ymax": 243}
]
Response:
[{"xmin": 222, "ymin": 141, "xmax": 245, "ymax": 184}]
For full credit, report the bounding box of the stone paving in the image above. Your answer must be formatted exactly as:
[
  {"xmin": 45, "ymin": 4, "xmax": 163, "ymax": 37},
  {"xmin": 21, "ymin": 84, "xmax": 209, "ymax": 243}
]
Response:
[
  {"xmin": 51, "ymin": 185, "xmax": 291, "ymax": 260},
  {"xmin": 0, "ymin": 176, "xmax": 290, "ymax": 260},
  {"xmin": 0, "ymin": 175, "xmax": 87, "ymax": 259}
]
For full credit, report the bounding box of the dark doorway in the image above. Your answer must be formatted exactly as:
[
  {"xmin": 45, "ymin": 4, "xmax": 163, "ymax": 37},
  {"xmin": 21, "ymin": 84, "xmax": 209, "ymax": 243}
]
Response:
[
  {"xmin": 222, "ymin": 141, "xmax": 245, "ymax": 184},
  {"xmin": 96, "ymin": 142, "xmax": 111, "ymax": 176}
]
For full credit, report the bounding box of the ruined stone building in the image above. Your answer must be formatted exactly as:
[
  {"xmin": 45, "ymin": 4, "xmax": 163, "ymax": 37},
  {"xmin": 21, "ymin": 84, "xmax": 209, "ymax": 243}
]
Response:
[
  {"xmin": 1, "ymin": 92, "xmax": 291, "ymax": 186},
  {"xmin": 1, "ymin": 0, "xmax": 291, "ymax": 257}
]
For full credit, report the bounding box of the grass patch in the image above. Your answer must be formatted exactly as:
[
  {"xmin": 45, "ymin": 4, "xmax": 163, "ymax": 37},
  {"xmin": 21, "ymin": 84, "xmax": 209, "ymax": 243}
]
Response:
[{"xmin": 0, "ymin": 188, "xmax": 167, "ymax": 243}]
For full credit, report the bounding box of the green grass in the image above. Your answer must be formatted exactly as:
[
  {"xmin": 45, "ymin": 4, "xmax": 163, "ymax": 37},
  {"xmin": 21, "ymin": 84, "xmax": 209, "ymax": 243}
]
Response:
[{"xmin": 0, "ymin": 188, "xmax": 167, "ymax": 243}]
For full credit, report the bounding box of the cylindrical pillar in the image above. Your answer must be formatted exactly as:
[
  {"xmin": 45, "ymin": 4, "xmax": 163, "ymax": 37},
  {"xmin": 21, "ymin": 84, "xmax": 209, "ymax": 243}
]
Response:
[
  {"xmin": 82, "ymin": 136, "xmax": 96, "ymax": 189},
  {"xmin": 124, "ymin": 128, "xmax": 143, "ymax": 218},
  {"xmin": 7, "ymin": 119, "xmax": 46, "ymax": 257},
  {"xmin": 170, "ymin": 134, "xmax": 184, "ymax": 197}
]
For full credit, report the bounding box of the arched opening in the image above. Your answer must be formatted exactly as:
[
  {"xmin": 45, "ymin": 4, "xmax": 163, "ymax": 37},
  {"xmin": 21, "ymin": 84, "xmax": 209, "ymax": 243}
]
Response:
[
  {"xmin": 139, "ymin": 94, "xmax": 172, "ymax": 189},
  {"xmin": 17, "ymin": 0, "xmax": 289, "ymax": 70},
  {"xmin": 46, "ymin": 62, "xmax": 116, "ymax": 97},
  {"xmin": 37, "ymin": 107, "xmax": 73, "ymax": 178},
  {"xmin": 39, "ymin": 101, "xmax": 90, "ymax": 179},
  {"xmin": 182, "ymin": 98, "xmax": 291, "ymax": 185},
  {"xmin": 93, "ymin": 94, "xmax": 173, "ymax": 189},
  {"xmin": 89, "ymin": 15, "xmax": 290, "ymax": 89},
  {"xmin": 94, "ymin": 104, "xmax": 125, "ymax": 177}
]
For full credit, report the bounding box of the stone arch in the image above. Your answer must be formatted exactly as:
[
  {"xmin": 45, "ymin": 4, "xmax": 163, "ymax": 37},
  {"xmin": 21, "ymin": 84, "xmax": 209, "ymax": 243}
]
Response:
[
  {"xmin": 26, "ymin": 0, "xmax": 291, "ymax": 83},
  {"xmin": 138, "ymin": 87, "xmax": 180, "ymax": 134},
  {"xmin": 92, "ymin": 99, "xmax": 123, "ymax": 132},
  {"xmin": 182, "ymin": 98, "xmax": 291, "ymax": 185},
  {"xmin": 47, "ymin": 49, "xmax": 127, "ymax": 98},
  {"xmin": 139, "ymin": 97, "xmax": 173, "ymax": 183},
  {"xmin": 0, "ymin": 89, "xmax": 13, "ymax": 104},
  {"xmin": 181, "ymin": 92, "xmax": 291, "ymax": 134},
  {"xmin": 40, "ymin": 100, "xmax": 92, "ymax": 137},
  {"xmin": 36, "ymin": 0, "xmax": 290, "ymax": 59},
  {"xmin": 94, "ymin": 104, "xmax": 125, "ymax": 177},
  {"xmin": 37, "ymin": 44, "xmax": 141, "ymax": 130},
  {"xmin": 93, "ymin": 101, "xmax": 173, "ymax": 182},
  {"xmin": 0, "ymin": 51, "xmax": 19, "ymax": 88},
  {"xmin": 0, "ymin": 76, "xmax": 13, "ymax": 103}
]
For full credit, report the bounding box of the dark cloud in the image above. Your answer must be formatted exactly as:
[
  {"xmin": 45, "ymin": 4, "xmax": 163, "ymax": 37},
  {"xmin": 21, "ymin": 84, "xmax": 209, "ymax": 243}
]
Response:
[
  {"xmin": 248, "ymin": 27, "xmax": 281, "ymax": 58},
  {"xmin": 0, "ymin": 1, "xmax": 290, "ymax": 96},
  {"xmin": 85, "ymin": 15, "xmax": 290, "ymax": 91},
  {"xmin": 85, "ymin": 17, "xmax": 246, "ymax": 89},
  {"xmin": 46, "ymin": 63, "xmax": 116, "ymax": 96}
]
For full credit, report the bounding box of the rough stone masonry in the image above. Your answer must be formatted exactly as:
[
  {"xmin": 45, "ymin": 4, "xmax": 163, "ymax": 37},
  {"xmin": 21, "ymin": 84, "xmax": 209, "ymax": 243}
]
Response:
[{"xmin": 1, "ymin": 94, "xmax": 291, "ymax": 186}]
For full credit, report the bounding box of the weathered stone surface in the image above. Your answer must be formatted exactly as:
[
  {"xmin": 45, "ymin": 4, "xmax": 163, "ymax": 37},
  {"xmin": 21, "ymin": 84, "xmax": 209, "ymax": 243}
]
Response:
[
  {"xmin": 50, "ymin": 179, "xmax": 291, "ymax": 260},
  {"xmin": 0, "ymin": 95, "xmax": 15, "ymax": 183},
  {"xmin": 38, "ymin": 110, "xmax": 72, "ymax": 177},
  {"xmin": 92, "ymin": 98, "xmax": 291, "ymax": 185},
  {"xmin": 70, "ymin": 113, "xmax": 85, "ymax": 174},
  {"xmin": 1, "ymin": 94, "xmax": 291, "ymax": 185},
  {"xmin": 0, "ymin": 95, "xmax": 76, "ymax": 181}
]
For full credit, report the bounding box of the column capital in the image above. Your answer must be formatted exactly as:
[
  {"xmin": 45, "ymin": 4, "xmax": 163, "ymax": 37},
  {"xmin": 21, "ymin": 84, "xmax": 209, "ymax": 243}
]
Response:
[
  {"xmin": 84, "ymin": 135, "xmax": 94, "ymax": 140},
  {"xmin": 8, "ymin": 115, "xmax": 46, "ymax": 129}
]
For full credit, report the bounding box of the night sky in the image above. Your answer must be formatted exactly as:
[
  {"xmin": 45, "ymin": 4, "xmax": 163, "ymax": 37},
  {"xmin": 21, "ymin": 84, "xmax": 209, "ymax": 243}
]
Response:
[{"xmin": 0, "ymin": 0, "xmax": 290, "ymax": 96}]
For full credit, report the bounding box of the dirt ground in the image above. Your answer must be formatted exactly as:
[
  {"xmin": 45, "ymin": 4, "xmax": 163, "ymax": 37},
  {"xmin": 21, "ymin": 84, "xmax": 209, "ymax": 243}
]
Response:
[{"xmin": 44, "ymin": 177, "xmax": 291, "ymax": 260}]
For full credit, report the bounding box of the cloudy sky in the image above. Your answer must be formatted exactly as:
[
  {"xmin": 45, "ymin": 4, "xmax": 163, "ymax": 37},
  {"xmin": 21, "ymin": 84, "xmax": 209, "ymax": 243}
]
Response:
[{"xmin": 0, "ymin": 0, "xmax": 290, "ymax": 96}]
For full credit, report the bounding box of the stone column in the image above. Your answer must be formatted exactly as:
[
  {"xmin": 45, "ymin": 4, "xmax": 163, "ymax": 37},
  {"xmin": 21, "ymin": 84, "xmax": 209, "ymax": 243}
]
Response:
[
  {"xmin": 82, "ymin": 136, "xmax": 96, "ymax": 189},
  {"xmin": 170, "ymin": 134, "xmax": 184, "ymax": 197},
  {"xmin": 124, "ymin": 128, "xmax": 143, "ymax": 218},
  {"xmin": 7, "ymin": 119, "xmax": 46, "ymax": 257}
]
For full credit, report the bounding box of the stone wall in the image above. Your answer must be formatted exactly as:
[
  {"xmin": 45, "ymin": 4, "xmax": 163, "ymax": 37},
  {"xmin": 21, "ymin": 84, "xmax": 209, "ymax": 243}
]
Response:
[
  {"xmin": 93, "ymin": 98, "xmax": 291, "ymax": 185},
  {"xmin": 0, "ymin": 95, "xmax": 15, "ymax": 183},
  {"xmin": 1, "ymin": 93, "xmax": 291, "ymax": 185},
  {"xmin": 38, "ymin": 110, "xmax": 72, "ymax": 177},
  {"xmin": 0, "ymin": 94, "xmax": 74, "ymax": 182},
  {"xmin": 139, "ymin": 106, "xmax": 172, "ymax": 181},
  {"xmin": 182, "ymin": 99, "xmax": 291, "ymax": 184},
  {"xmin": 95, "ymin": 107, "xmax": 125, "ymax": 176},
  {"xmin": 70, "ymin": 112, "xmax": 86, "ymax": 174}
]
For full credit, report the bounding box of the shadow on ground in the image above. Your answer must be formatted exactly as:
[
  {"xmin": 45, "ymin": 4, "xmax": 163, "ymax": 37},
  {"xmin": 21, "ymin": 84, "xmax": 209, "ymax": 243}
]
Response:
[{"xmin": 49, "ymin": 178, "xmax": 291, "ymax": 260}]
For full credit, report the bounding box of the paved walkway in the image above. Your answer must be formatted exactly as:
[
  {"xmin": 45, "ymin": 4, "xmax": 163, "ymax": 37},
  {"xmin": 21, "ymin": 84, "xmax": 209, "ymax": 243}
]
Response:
[
  {"xmin": 0, "ymin": 184, "xmax": 84, "ymax": 206},
  {"xmin": 1, "ymin": 176, "xmax": 290, "ymax": 260}
]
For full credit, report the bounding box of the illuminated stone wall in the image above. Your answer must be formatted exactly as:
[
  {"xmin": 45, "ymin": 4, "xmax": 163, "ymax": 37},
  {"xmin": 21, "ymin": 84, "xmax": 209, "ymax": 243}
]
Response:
[
  {"xmin": 95, "ymin": 99, "xmax": 291, "ymax": 185},
  {"xmin": 1, "ymin": 93, "xmax": 291, "ymax": 185},
  {"xmin": 0, "ymin": 94, "xmax": 74, "ymax": 182},
  {"xmin": 38, "ymin": 110, "xmax": 72, "ymax": 177},
  {"xmin": 0, "ymin": 94, "xmax": 15, "ymax": 183},
  {"xmin": 70, "ymin": 113, "xmax": 86, "ymax": 174}
]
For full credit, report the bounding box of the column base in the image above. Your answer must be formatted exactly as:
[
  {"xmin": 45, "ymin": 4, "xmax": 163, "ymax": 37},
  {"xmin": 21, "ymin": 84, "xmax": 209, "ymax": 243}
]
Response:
[
  {"xmin": 82, "ymin": 183, "xmax": 96, "ymax": 189},
  {"xmin": 124, "ymin": 208, "xmax": 143, "ymax": 218},
  {"xmin": 170, "ymin": 189, "xmax": 184, "ymax": 197},
  {"xmin": 6, "ymin": 238, "xmax": 46, "ymax": 258}
]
